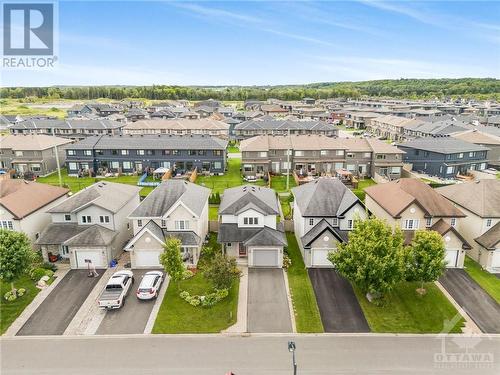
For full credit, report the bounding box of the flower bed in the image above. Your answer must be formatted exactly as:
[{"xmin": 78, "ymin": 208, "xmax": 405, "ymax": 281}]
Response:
[{"xmin": 179, "ymin": 288, "xmax": 229, "ymax": 307}]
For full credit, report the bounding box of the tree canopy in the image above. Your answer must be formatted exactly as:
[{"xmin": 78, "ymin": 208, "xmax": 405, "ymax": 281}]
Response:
[
  {"xmin": 159, "ymin": 237, "xmax": 185, "ymax": 284},
  {"xmin": 0, "ymin": 230, "xmax": 34, "ymax": 291}
]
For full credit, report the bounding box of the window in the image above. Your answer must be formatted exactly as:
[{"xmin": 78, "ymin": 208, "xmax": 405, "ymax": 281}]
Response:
[
  {"xmin": 244, "ymin": 217, "xmax": 248, "ymax": 225},
  {"xmin": 336, "ymin": 150, "xmax": 344, "ymax": 156},
  {"xmin": 243, "ymin": 164, "xmax": 253, "ymax": 172},
  {"xmin": 458, "ymin": 153, "xmax": 464, "ymax": 159},
  {"xmin": 450, "ymin": 218, "xmax": 456, "ymax": 227},
  {"xmin": 347, "ymin": 220, "xmax": 353, "ymax": 230},
  {"xmin": 469, "ymin": 152, "xmax": 475, "ymax": 157},
  {"xmin": 309, "ymin": 218, "xmax": 314, "ymax": 226},
  {"xmin": 164, "ymin": 150, "xmax": 171, "ymax": 155},
  {"xmin": 111, "ymin": 150, "xmax": 118, "ymax": 155},
  {"xmin": 403, "ymin": 219, "xmax": 419, "ymax": 230},
  {"xmin": 347, "ymin": 153, "xmax": 355, "ymax": 158},
  {"xmin": 332, "ymin": 218, "xmax": 338, "ymax": 226},
  {"xmin": 161, "ymin": 219, "xmax": 166, "ymax": 228},
  {"xmin": 137, "ymin": 150, "xmax": 145, "ymax": 155},
  {"xmin": 259, "ymin": 151, "xmax": 268, "ymax": 157},
  {"xmin": 486, "ymin": 219, "xmax": 492, "ymax": 228},
  {"xmin": 172, "ymin": 150, "xmax": 179, "ymax": 155},
  {"xmin": 31, "ymin": 164, "xmax": 41, "ymax": 172},
  {"xmin": 295, "ymin": 151, "xmax": 304, "ymax": 157},
  {"xmin": 363, "ymin": 152, "xmax": 371, "ymax": 158},
  {"xmin": 146, "ymin": 150, "xmax": 154, "ymax": 155},
  {"xmin": 122, "ymin": 161, "xmax": 132, "ymax": 170},
  {"xmin": 68, "ymin": 150, "xmax": 76, "ymax": 156},
  {"xmin": 213, "ymin": 161, "xmax": 222, "ymax": 169},
  {"xmin": 121, "ymin": 150, "xmax": 129, "ymax": 155},
  {"xmin": 84, "ymin": 150, "xmax": 92, "ymax": 156},
  {"xmin": 198, "ymin": 150, "xmax": 206, "ymax": 156},
  {"xmin": 214, "ymin": 150, "xmax": 222, "ymax": 156},
  {"xmin": 282, "ymin": 162, "xmax": 291, "ymax": 169},
  {"xmin": 188, "ymin": 150, "xmax": 196, "ymax": 156},
  {"xmin": 0, "ymin": 221, "xmax": 13, "ymax": 230},
  {"xmin": 391, "ymin": 167, "xmax": 401, "ymax": 174},
  {"xmin": 227, "ymin": 243, "xmax": 232, "ymax": 247},
  {"xmin": 425, "ymin": 217, "xmax": 432, "ymax": 227},
  {"xmin": 320, "ymin": 150, "xmax": 328, "ymax": 156},
  {"xmin": 64, "ymin": 214, "xmax": 71, "ymax": 221},
  {"xmin": 81, "ymin": 215, "xmax": 92, "ymax": 224},
  {"xmin": 175, "ymin": 220, "xmax": 189, "ymax": 230},
  {"xmin": 99, "ymin": 216, "xmax": 110, "ymax": 224},
  {"xmin": 110, "ymin": 161, "xmax": 119, "ymax": 169},
  {"xmin": 137, "ymin": 220, "xmax": 143, "ymax": 227},
  {"xmin": 376, "ymin": 154, "xmax": 386, "ymax": 160},
  {"xmin": 68, "ymin": 162, "xmax": 77, "ymax": 170},
  {"xmin": 446, "ymin": 166, "xmax": 454, "ymax": 174},
  {"xmin": 15, "ymin": 151, "xmax": 23, "ymax": 157},
  {"xmin": 96, "ymin": 149, "xmax": 103, "ymax": 156}
]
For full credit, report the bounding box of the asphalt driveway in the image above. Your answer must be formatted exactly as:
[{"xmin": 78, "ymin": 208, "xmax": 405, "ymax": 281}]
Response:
[
  {"xmin": 308, "ymin": 269, "xmax": 370, "ymax": 333},
  {"xmin": 439, "ymin": 269, "xmax": 500, "ymax": 333},
  {"xmin": 17, "ymin": 270, "xmax": 103, "ymax": 336},
  {"xmin": 96, "ymin": 270, "xmax": 161, "ymax": 335},
  {"xmin": 247, "ymin": 269, "xmax": 292, "ymax": 333}
]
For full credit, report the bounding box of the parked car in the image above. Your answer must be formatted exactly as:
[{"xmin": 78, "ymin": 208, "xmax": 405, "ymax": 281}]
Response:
[
  {"xmin": 136, "ymin": 271, "xmax": 164, "ymax": 300},
  {"xmin": 98, "ymin": 270, "xmax": 134, "ymax": 309}
]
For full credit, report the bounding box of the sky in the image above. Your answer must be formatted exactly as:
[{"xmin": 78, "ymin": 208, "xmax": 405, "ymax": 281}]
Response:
[{"xmin": 2, "ymin": 0, "xmax": 500, "ymax": 86}]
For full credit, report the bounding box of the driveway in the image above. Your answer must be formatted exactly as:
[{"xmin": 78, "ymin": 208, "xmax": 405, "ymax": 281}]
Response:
[
  {"xmin": 96, "ymin": 269, "xmax": 162, "ymax": 335},
  {"xmin": 439, "ymin": 269, "xmax": 500, "ymax": 333},
  {"xmin": 308, "ymin": 269, "xmax": 370, "ymax": 333},
  {"xmin": 247, "ymin": 269, "xmax": 292, "ymax": 333},
  {"xmin": 17, "ymin": 270, "xmax": 103, "ymax": 336}
]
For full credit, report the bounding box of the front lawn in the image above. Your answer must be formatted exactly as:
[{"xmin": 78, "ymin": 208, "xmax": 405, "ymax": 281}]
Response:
[
  {"xmin": 352, "ymin": 178, "xmax": 377, "ymax": 202},
  {"xmin": 464, "ymin": 256, "xmax": 500, "ymax": 304},
  {"xmin": 270, "ymin": 175, "xmax": 296, "ymax": 193},
  {"xmin": 0, "ymin": 275, "xmax": 41, "ymax": 334},
  {"xmin": 285, "ymin": 233, "xmax": 324, "ymax": 333},
  {"xmin": 196, "ymin": 158, "xmax": 266, "ymax": 194},
  {"xmin": 354, "ymin": 282, "xmax": 465, "ymax": 333},
  {"xmin": 152, "ymin": 235, "xmax": 239, "ymax": 333}
]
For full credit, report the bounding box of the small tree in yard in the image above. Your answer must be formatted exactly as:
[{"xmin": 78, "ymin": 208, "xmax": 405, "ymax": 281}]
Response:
[
  {"xmin": 0, "ymin": 230, "xmax": 33, "ymax": 292},
  {"xmin": 203, "ymin": 253, "xmax": 241, "ymax": 290},
  {"xmin": 405, "ymin": 230, "xmax": 446, "ymax": 295},
  {"xmin": 159, "ymin": 237, "xmax": 184, "ymax": 285},
  {"xmin": 328, "ymin": 217, "xmax": 406, "ymax": 301}
]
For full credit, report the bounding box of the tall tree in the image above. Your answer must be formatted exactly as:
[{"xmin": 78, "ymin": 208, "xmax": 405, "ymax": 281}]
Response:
[
  {"xmin": 159, "ymin": 237, "xmax": 185, "ymax": 284},
  {"xmin": 328, "ymin": 218, "xmax": 406, "ymax": 301},
  {"xmin": 203, "ymin": 253, "xmax": 241, "ymax": 290},
  {"xmin": 0, "ymin": 230, "xmax": 34, "ymax": 292},
  {"xmin": 405, "ymin": 230, "xmax": 446, "ymax": 294}
]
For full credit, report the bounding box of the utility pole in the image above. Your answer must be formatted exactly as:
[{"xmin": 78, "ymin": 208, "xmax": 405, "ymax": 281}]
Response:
[
  {"xmin": 286, "ymin": 128, "xmax": 290, "ymax": 191},
  {"xmin": 288, "ymin": 341, "xmax": 297, "ymax": 375},
  {"xmin": 54, "ymin": 145, "xmax": 62, "ymax": 187}
]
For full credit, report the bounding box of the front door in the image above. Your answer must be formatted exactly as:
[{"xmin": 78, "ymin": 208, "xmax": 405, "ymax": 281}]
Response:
[
  {"xmin": 272, "ymin": 162, "xmax": 280, "ymax": 173},
  {"xmin": 239, "ymin": 245, "xmax": 247, "ymax": 257}
]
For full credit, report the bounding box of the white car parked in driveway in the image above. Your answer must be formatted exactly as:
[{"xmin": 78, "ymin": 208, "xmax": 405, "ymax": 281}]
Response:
[{"xmin": 136, "ymin": 271, "xmax": 164, "ymax": 300}]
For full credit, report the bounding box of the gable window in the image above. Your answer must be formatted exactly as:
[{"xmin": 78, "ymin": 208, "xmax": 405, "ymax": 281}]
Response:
[
  {"xmin": 309, "ymin": 218, "xmax": 314, "ymax": 226},
  {"xmin": 425, "ymin": 217, "xmax": 432, "ymax": 228},
  {"xmin": 347, "ymin": 220, "xmax": 353, "ymax": 230},
  {"xmin": 99, "ymin": 216, "xmax": 110, "ymax": 224},
  {"xmin": 486, "ymin": 219, "xmax": 492, "ymax": 228},
  {"xmin": 161, "ymin": 219, "xmax": 166, "ymax": 228},
  {"xmin": 81, "ymin": 215, "xmax": 92, "ymax": 224},
  {"xmin": 332, "ymin": 218, "xmax": 338, "ymax": 227},
  {"xmin": 403, "ymin": 219, "xmax": 419, "ymax": 230},
  {"xmin": 64, "ymin": 214, "xmax": 71, "ymax": 221},
  {"xmin": 137, "ymin": 219, "xmax": 143, "ymax": 227},
  {"xmin": 450, "ymin": 218, "xmax": 456, "ymax": 227},
  {"xmin": 244, "ymin": 217, "xmax": 259, "ymax": 225}
]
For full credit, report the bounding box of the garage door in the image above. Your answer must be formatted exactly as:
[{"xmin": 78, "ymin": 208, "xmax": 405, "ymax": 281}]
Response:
[
  {"xmin": 445, "ymin": 250, "xmax": 459, "ymax": 268},
  {"xmin": 311, "ymin": 249, "xmax": 334, "ymax": 267},
  {"xmin": 491, "ymin": 250, "xmax": 500, "ymax": 268},
  {"xmin": 75, "ymin": 250, "xmax": 105, "ymax": 269},
  {"xmin": 135, "ymin": 250, "xmax": 162, "ymax": 268},
  {"xmin": 253, "ymin": 249, "xmax": 279, "ymax": 267}
]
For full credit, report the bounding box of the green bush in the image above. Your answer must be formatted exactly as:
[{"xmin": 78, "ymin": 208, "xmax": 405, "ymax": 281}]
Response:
[
  {"xmin": 42, "ymin": 262, "xmax": 57, "ymax": 272},
  {"xmin": 17, "ymin": 288, "xmax": 26, "ymax": 297},
  {"xmin": 179, "ymin": 288, "xmax": 229, "ymax": 308},
  {"xmin": 30, "ymin": 268, "xmax": 47, "ymax": 281},
  {"xmin": 283, "ymin": 255, "xmax": 292, "ymax": 269},
  {"xmin": 4, "ymin": 291, "xmax": 17, "ymax": 302}
]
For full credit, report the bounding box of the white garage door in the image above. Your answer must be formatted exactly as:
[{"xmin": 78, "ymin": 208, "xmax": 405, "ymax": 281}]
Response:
[
  {"xmin": 445, "ymin": 250, "xmax": 459, "ymax": 268},
  {"xmin": 135, "ymin": 250, "xmax": 162, "ymax": 268},
  {"xmin": 75, "ymin": 250, "xmax": 105, "ymax": 269},
  {"xmin": 253, "ymin": 249, "xmax": 279, "ymax": 267},
  {"xmin": 311, "ymin": 249, "xmax": 334, "ymax": 267},
  {"xmin": 491, "ymin": 250, "xmax": 500, "ymax": 268}
]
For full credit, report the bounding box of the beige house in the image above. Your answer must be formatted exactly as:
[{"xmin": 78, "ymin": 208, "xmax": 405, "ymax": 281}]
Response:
[
  {"xmin": 0, "ymin": 179, "xmax": 69, "ymax": 242},
  {"xmin": 365, "ymin": 178, "xmax": 471, "ymax": 268},
  {"xmin": 437, "ymin": 180, "xmax": 500, "ymax": 272},
  {"xmin": 122, "ymin": 119, "xmax": 230, "ymax": 139}
]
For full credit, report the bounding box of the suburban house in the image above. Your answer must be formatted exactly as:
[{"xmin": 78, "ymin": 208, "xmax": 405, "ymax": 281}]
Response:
[
  {"xmin": 344, "ymin": 112, "xmax": 381, "ymax": 130},
  {"xmin": 9, "ymin": 119, "xmax": 125, "ymax": 140},
  {"xmin": 0, "ymin": 180, "xmax": 69, "ymax": 242},
  {"xmin": 239, "ymin": 135, "xmax": 404, "ymax": 181},
  {"xmin": 124, "ymin": 180, "xmax": 210, "ymax": 268},
  {"xmin": 367, "ymin": 115, "xmax": 421, "ymax": 141},
  {"xmin": 122, "ymin": 119, "xmax": 230, "ymax": 139},
  {"xmin": 365, "ymin": 178, "xmax": 471, "ymax": 268},
  {"xmin": 292, "ymin": 178, "xmax": 368, "ymax": 267},
  {"xmin": 217, "ymin": 185, "xmax": 287, "ymax": 268},
  {"xmin": 437, "ymin": 180, "xmax": 500, "ymax": 272},
  {"xmin": 0, "ymin": 134, "xmax": 72, "ymax": 177},
  {"xmin": 36, "ymin": 182, "xmax": 141, "ymax": 269},
  {"xmin": 397, "ymin": 138, "xmax": 490, "ymax": 179},
  {"xmin": 451, "ymin": 129, "xmax": 500, "ymax": 168},
  {"xmin": 260, "ymin": 104, "xmax": 289, "ymax": 116},
  {"xmin": 233, "ymin": 119, "xmax": 338, "ymax": 140},
  {"xmin": 64, "ymin": 134, "xmax": 228, "ymax": 176}
]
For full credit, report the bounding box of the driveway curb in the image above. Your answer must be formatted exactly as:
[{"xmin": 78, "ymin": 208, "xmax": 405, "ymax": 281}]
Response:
[{"xmin": 283, "ymin": 269, "xmax": 297, "ymax": 333}]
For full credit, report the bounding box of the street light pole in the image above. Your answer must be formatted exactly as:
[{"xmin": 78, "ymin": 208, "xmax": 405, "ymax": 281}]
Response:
[{"xmin": 288, "ymin": 341, "xmax": 297, "ymax": 375}]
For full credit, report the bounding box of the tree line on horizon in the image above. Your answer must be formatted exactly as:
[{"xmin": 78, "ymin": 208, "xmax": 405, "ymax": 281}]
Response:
[{"xmin": 1, "ymin": 78, "xmax": 499, "ymax": 102}]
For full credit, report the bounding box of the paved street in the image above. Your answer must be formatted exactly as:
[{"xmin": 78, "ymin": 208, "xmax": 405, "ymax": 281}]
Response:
[
  {"xmin": 17, "ymin": 270, "xmax": 103, "ymax": 336},
  {"xmin": 248, "ymin": 269, "xmax": 292, "ymax": 333},
  {"xmin": 2, "ymin": 334, "xmax": 499, "ymax": 374},
  {"xmin": 309, "ymin": 269, "xmax": 370, "ymax": 333},
  {"xmin": 96, "ymin": 270, "xmax": 162, "ymax": 334},
  {"xmin": 440, "ymin": 269, "xmax": 500, "ymax": 334}
]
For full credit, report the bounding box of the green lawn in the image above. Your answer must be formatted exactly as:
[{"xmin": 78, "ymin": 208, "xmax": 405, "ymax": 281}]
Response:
[
  {"xmin": 152, "ymin": 234, "xmax": 239, "ymax": 333},
  {"xmin": 270, "ymin": 175, "xmax": 297, "ymax": 193},
  {"xmin": 280, "ymin": 197, "xmax": 292, "ymax": 220},
  {"xmin": 227, "ymin": 145, "xmax": 240, "ymax": 153},
  {"xmin": 0, "ymin": 275, "xmax": 41, "ymax": 334},
  {"xmin": 36, "ymin": 168, "xmax": 152, "ymax": 197},
  {"xmin": 209, "ymin": 205, "xmax": 219, "ymax": 221},
  {"xmin": 354, "ymin": 282, "xmax": 465, "ymax": 333},
  {"xmin": 464, "ymin": 256, "xmax": 500, "ymax": 304},
  {"xmin": 196, "ymin": 158, "xmax": 266, "ymax": 194},
  {"xmin": 285, "ymin": 233, "xmax": 324, "ymax": 333},
  {"xmin": 352, "ymin": 178, "xmax": 377, "ymax": 202}
]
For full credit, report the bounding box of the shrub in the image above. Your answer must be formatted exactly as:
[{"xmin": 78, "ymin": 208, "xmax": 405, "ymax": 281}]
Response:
[
  {"xmin": 201, "ymin": 245, "xmax": 216, "ymax": 258},
  {"xmin": 17, "ymin": 288, "xmax": 26, "ymax": 297},
  {"xmin": 283, "ymin": 255, "xmax": 292, "ymax": 269},
  {"xmin": 203, "ymin": 253, "xmax": 241, "ymax": 290},
  {"xmin": 4, "ymin": 291, "xmax": 17, "ymax": 301},
  {"xmin": 30, "ymin": 268, "xmax": 47, "ymax": 281},
  {"xmin": 182, "ymin": 269, "xmax": 194, "ymax": 280},
  {"xmin": 42, "ymin": 262, "xmax": 58, "ymax": 272},
  {"xmin": 179, "ymin": 288, "xmax": 229, "ymax": 308}
]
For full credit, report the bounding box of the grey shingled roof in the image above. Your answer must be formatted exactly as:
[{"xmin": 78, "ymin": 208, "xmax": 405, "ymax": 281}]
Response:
[
  {"xmin": 67, "ymin": 134, "xmax": 228, "ymax": 150},
  {"xmin": 292, "ymin": 178, "xmax": 360, "ymax": 217},
  {"xmin": 218, "ymin": 185, "xmax": 279, "ymax": 215},
  {"xmin": 474, "ymin": 222, "xmax": 500, "ymax": 250},
  {"xmin": 64, "ymin": 225, "xmax": 117, "ymax": 246},
  {"xmin": 36, "ymin": 223, "xmax": 88, "ymax": 245},
  {"xmin": 300, "ymin": 219, "xmax": 349, "ymax": 249},
  {"xmin": 129, "ymin": 180, "xmax": 210, "ymax": 218},
  {"xmin": 397, "ymin": 138, "xmax": 490, "ymax": 154},
  {"xmin": 217, "ymin": 223, "xmax": 286, "ymax": 246},
  {"xmin": 164, "ymin": 231, "xmax": 201, "ymax": 246},
  {"xmin": 48, "ymin": 182, "xmax": 140, "ymax": 214},
  {"xmin": 10, "ymin": 119, "xmax": 124, "ymax": 130},
  {"xmin": 235, "ymin": 119, "xmax": 333, "ymax": 131}
]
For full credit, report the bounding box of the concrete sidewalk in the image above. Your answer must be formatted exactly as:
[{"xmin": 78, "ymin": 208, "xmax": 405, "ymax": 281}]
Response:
[{"xmin": 223, "ymin": 266, "xmax": 248, "ymax": 334}]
